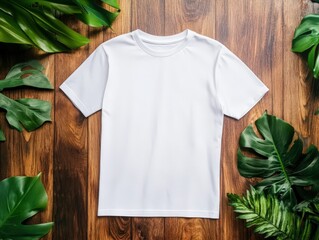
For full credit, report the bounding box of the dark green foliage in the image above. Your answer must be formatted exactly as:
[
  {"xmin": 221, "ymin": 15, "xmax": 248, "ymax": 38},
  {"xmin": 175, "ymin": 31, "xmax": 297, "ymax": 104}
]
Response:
[
  {"xmin": 237, "ymin": 112, "xmax": 319, "ymax": 208},
  {"xmin": 0, "ymin": 173, "xmax": 53, "ymax": 239},
  {"xmin": 292, "ymin": 14, "xmax": 319, "ymax": 79},
  {"xmin": 228, "ymin": 112, "xmax": 319, "ymax": 240},
  {"xmin": 0, "ymin": 60, "xmax": 53, "ymax": 141},
  {"xmin": 228, "ymin": 187, "xmax": 319, "ymax": 240},
  {"xmin": 0, "ymin": 0, "xmax": 120, "ymax": 52}
]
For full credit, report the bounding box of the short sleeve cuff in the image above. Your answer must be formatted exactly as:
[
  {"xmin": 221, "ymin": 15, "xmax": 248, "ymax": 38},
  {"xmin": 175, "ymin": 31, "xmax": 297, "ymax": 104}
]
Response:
[
  {"xmin": 232, "ymin": 84, "xmax": 269, "ymax": 120},
  {"xmin": 60, "ymin": 83, "xmax": 92, "ymax": 117}
]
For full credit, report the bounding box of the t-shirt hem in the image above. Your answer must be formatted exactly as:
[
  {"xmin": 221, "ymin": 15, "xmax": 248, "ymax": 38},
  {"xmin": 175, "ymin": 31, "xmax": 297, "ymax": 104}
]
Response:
[{"xmin": 98, "ymin": 209, "xmax": 219, "ymax": 219}]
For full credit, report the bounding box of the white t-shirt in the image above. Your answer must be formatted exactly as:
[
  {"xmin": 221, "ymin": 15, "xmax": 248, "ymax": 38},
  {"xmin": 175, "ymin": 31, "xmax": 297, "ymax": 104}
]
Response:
[{"xmin": 60, "ymin": 29, "xmax": 268, "ymax": 219}]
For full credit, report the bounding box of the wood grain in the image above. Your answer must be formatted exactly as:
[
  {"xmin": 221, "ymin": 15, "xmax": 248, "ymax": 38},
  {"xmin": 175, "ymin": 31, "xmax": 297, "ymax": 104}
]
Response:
[
  {"xmin": 215, "ymin": 1, "xmax": 269, "ymax": 240},
  {"xmin": 0, "ymin": 48, "xmax": 54, "ymax": 240},
  {"xmin": 283, "ymin": 0, "xmax": 316, "ymax": 150},
  {"xmin": 0, "ymin": 0, "xmax": 316, "ymax": 239},
  {"xmin": 53, "ymin": 16, "xmax": 89, "ymax": 240}
]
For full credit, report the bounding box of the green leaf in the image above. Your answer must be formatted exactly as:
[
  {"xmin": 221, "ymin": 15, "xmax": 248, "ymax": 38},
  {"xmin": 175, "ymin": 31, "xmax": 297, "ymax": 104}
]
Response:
[
  {"xmin": 0, "ymin": 60, "xmax": 53, "ymax": 140},
  {"xmin": 292, "ymin": 14, "xmax": 319, "ymax": 79},
  {"xmin": 72, "ymin": 0, "xmax": 120, "ymax": 28},
  {"xmin": 0, "ymin": 0, "xmax": 120, "ymax": 52},
  {"xmin": 0, "ymin": 93, "xmax": 51, "ymax": 132},
  {"xmin": 22, "ymin": 0, "xmax": 82, "ymax": 15},
  {"xmin": 238, "ymin": 112, "xmax": 319, "ymax": 208},
  {"xmin": 0, "ymin": 60, "xmax": 53, "ymax": 91},
  {"xmin": 6, "ymin": 1, "xmax": 89, "ymax": 52},
  {"xmin": 0, "ymin": 173, "xmax": 53, "ymax": 239},
  {"xmin": 0, "ymin": 9, "xmax": 32, "ymax": 45},
  {"xmin": 228, "ymin": 186, "xmax": 316, "ymax": 240}
]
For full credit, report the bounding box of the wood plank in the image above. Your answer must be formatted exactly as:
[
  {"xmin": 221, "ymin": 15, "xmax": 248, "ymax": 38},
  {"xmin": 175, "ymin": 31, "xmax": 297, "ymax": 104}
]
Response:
[
  {"xmin": 53, "ymin": 17, "xmax": 89, "ymax": 239},
  {"xmin": 215, "ymin": 0, "xmax": 276, "ymax": 239},
  {"xmin": 283, "ymin": 0, "xmax": 315, "ymax": 147},
  {"xmin": 131, "ymin": 0, "xmax": 165, "ymax": 34},
  {"xmin": 164, "ymin": 0, "xmax": 215, "ymax": 36},
  {"xmin": 109, "ymin": 217, "xmax": 131, "ymax": 240},
  {"xmin": 132, "ymin": 218, "xmax": 164, "ymax": 240},
  {"xmin": 87, "ymin": 1, "xmax": 132, "ymax": 239},
  {"xmin": 0, "ymin": 48, "xmax": 54, "ymax": 240},
  {"xmin": 24, "ymin": 52, "xmax": 55, "ymax": 240},
  {"xmin": 0, "ymin": 53, "xmax": 21, "ymax": 178},
  {"xmin": 165, "ymin": 218, "xmax": 214, "ymax": 240}
]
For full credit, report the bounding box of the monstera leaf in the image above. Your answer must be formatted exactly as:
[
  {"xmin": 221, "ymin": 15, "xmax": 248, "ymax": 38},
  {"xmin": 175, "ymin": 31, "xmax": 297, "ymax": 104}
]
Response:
[
  {"xmin": 228, "ymin": 186, "xmax": 319, "ymax": 240},
  {"xmin": 0, "ymin": 173, "xmax": 53, "ymax": 239},
  {"xmin": 238, "ymin": 112, "xmax": 319, "ymax": 208},
  {"xmin": 292, "ymin": 14, "xmax": 319, "ymax": 79},
  {"xmin": 0, "ymin": 60, "xmax": 53, "ymax": 90},
  {"xmin": 0, "ymin": 60, "xmax": 53, "ymax": 141},
  {"xmin": 0, "ymin": 0, "xmax": 120, "ymax": 52}
]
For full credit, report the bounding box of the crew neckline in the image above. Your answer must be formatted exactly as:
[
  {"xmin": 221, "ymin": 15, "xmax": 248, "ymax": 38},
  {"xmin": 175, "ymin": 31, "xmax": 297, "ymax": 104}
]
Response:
[{"xmin": 132, "ymin": 29, "xmax": 194, "ymax": 57}]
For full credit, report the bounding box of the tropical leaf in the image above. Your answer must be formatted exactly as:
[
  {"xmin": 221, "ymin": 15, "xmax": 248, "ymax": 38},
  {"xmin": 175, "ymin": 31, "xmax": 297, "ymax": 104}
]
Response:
[
  {"xmin": 292, "ymin": 14, "xmax": 319, "ymax": 79},
  {"xmin": 0, "ymin": 60, "xmax": 53, "ymax": 141},
  {"xmin": 71, "ymin": 0, "xmax": 120, "ymax": 28},
  {"xmin": 238, "ymin": 112, "xmax": 319, "ymax": 208},
  {"xmin": 0, "ymin": 173, "xmax": 53, "ymax": 239},
  {"xmin": 0, "ymin": 94, "xmax": 52, "ymax": 132},
  {"xmin": 227, "ymin": 186, "xmax": 317, "ymax": 240},
  {"xmin": 0, "ymin": 0, "xmax": 120, "ymax": 52},
  {"xmin": 0, "ymin": 60, "xmax": 53, "ymax": 91}
]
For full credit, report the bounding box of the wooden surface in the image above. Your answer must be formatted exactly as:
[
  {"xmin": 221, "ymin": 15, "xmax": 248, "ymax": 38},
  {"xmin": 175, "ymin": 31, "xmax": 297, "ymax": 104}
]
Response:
[{"xmin": 1, "ymin": 0, "xmax": 318, "ymax": 239}]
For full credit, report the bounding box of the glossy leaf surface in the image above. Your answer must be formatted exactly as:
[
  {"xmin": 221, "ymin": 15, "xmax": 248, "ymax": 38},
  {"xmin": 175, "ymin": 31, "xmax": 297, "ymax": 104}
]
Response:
[
  {"xmin": 0, "ymin": 0, "xmax": 120, "ymax": 52},
  {"xmin": 292, "ymin": 14, "xmax": 319, "ymax": 78},
  {"xmin": 0, "ymin": 60, "xmax": 53, "ymax": 141},
  {"xmin": 238, "ymin": 112, "xmax": 319, "ymax": 208},
  {"xmin": 0, "ymin": 60, "xmax": 53, "ymax": 91},
  {"xmin": 0, "ymin": 174, "xmax": 53, "ymax": 239}
]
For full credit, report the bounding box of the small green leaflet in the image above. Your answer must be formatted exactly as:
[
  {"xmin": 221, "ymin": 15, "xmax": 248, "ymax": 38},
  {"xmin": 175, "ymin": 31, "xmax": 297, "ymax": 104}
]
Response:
[
  {"xmin": 0, "ymin": 173, "xmax": 53, "ymax": 239},
  {"xmin": 0, "ymin": 60, "xmax": 53, "ymax": 141},
  {"xmin": 292, "ymin": 14, "xmax": 319, "ymax": 79}
]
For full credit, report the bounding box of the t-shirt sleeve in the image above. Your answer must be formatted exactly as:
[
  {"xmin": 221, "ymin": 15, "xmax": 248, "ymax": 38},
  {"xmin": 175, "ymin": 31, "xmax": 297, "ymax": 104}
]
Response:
[
  {"xmin": 215, "ymin": 46, "xmax": 269, "ymax": 120},
  {"xmin": 60, "ymin": 45, "xmax": 109, "ymax": 117}
]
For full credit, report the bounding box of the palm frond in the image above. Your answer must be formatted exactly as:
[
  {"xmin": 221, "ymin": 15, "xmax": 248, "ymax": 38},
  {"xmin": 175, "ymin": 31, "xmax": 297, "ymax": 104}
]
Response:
[{"xmin": 228, "ymin": 186, "xmax": 316, "ymax": 240}]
